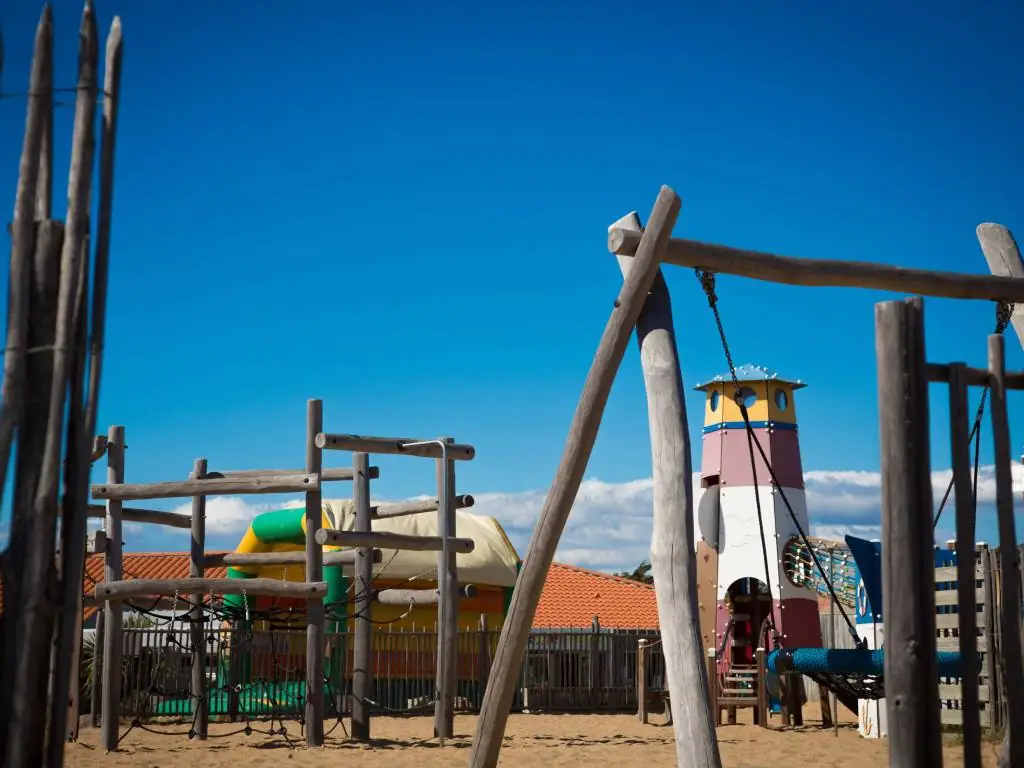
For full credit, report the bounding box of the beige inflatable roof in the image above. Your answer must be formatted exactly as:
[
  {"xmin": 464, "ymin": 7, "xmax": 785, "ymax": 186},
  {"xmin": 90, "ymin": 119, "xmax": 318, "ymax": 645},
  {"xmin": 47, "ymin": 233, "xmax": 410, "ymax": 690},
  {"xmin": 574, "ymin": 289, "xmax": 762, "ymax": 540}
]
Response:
[{"xmin": 321, "ymin": 499, "xmax": 521, "ymax": 588}]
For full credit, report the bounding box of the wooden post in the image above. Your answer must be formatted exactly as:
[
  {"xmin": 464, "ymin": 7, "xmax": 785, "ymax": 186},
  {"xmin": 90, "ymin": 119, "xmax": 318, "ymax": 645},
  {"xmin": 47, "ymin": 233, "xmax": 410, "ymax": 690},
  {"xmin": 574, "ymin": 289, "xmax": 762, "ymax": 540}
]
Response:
[
  {"xmin": 611, "ymin": 209, "xmax": 720, "ymax": 766},
  {"xmin": 100, "ymin": 426, "xmax": 124, "ymax": 752},
  {"xmin": 637, "ymin": 638, "xmax": 648, "ymax": 723},
  {"xmin": 589, "ymin": 616, "xmax": 600, "ymax": 709},
  {"xmin": 351, "ymin": 452, "xmax": 372, "ymax": 742},
  {"xmin": 90, "ymin": 609, "xmax": 104, "ymax": 728},
  {"xmin": 468, "ymin": 186, "xmax": 682, "ymax": 768},
  {"xmin": 305, "ymin": 399, "xmax": 325, "ymax": 747},
  {"xmin": 477, "ymin": 614, "xmax": 490, "ymax": 709},
  {"xmin": 434, "ymin": 437, "xmax": 458, "ymax": 743},
  {"xmin": 190, "ymin": 458, "xmax": 208, "ymax": 740},
  {"xmin": 755, "ymin": 648, "xmax": 768, "ymax": 728},
  {"xmin": 706, "ymin": 648, "xmax": 719, "ymax": 727},
  {"xmin": 875, "ymin": 297, "xmax": 942, "ymax": 766},
  {"xmin": 827, "ymin": 549, "xmax": 838, "ymax": 735},
  {"xmin": 987, "ymin": 334, "xmax": 1024, "ymax": 768},
  {"xmin": 948, "ymin": 363, "xmax": 982, "ymax": 768}
]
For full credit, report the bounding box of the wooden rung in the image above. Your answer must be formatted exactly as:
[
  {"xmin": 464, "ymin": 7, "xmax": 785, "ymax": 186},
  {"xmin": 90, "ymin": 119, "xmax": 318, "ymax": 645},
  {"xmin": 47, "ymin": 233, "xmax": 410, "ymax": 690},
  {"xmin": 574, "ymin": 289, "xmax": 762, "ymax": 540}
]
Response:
[
  {"xmin": 374, "ymin": 494, "xmax": 475, "ymax": 519},
  {"xmin": 209, "ymin": 466, "xmax": 380, "ymax": 482},
  {"xmin": 83, "ymin": 504, "xmax": 192, "ymax": 529},
  {"xmin": 204, "ymin": 549, "xmax": 383, "ymax": 569},
  {"xmin": 926, "ymin": 363, "xmax": 1024, "ymax": 391},
  {"xmin": 375, "ymin": 584, "xmax": 477, "ymax": 606},
  {"xmin": 91, "ymin": 473, "xmax": 319, "ymax": 501},
  {"xmin": 93, "ymin": 577, "xmax": 329, "ymax": 600},
  {"xmin": 608, "ymin": 227, "xmax": 1024, "ymax": 303},
  {"xmin": 314, "ymin": 528, "xmax": 476, "ymax": 554},
  {"xmin": 316, "ymin": 433, "xmax": 476, "ymax": 461}
]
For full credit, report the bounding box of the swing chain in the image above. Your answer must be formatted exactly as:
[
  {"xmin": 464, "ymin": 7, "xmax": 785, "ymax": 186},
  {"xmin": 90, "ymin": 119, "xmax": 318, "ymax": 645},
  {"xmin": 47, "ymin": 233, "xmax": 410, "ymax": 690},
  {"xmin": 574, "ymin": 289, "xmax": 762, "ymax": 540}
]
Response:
[
  {"xmin": 695, "ymin": 268, "xmax": 742, "ymax": 396},
  {"xmin": 996, "ymin": 301, "xmax": 1014, "ymax": 335}
]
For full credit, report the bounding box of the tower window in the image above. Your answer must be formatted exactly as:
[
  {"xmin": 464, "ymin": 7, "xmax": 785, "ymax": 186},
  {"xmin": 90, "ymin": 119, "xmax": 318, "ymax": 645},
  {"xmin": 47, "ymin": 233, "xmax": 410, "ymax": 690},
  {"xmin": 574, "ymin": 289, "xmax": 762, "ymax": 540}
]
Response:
[
  {"xmin": 734, "ymin": 386, "xmax": 757, "ymax": 409},
  {"xmin": 774, "ymin": 388, "xmax": 788, "ymax": 411},
  {"xmin": 709, "ymin": 390, "xmax": 720, "ymax": 412}
]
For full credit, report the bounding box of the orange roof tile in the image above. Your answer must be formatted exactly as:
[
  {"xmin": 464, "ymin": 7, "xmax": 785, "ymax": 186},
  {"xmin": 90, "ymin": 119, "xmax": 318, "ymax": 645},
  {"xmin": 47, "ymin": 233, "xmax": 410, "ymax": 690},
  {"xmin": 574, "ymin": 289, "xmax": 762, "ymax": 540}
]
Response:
[
  {"xmin": 535, "ymin": 562, "xmax": 660, "ymax": 630},
  {"xmin": 2, "ymin": 552, "xmax": 661, "ymax": 630}
]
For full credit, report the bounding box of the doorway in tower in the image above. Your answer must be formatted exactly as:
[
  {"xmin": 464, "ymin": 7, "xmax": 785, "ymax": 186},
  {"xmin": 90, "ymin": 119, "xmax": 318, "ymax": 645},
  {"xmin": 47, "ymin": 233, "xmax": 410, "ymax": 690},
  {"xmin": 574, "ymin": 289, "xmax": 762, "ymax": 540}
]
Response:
[{"xmin": 723, "ymin": 577, "xmax": 773, "ymax": 667}]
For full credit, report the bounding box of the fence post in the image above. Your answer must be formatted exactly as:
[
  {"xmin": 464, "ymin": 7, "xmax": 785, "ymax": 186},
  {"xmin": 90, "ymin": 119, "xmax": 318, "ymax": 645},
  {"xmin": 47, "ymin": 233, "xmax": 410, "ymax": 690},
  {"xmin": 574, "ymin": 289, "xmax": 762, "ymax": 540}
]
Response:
[
  {"xmin": 100, "ymin": 425, "xmax": 124, "ymax": 753},
  {"xmin": 637, "ymin": 638, "xmax": 648, "ymax": 723},
  {"xmin": 477, "ymin": 614, "xmax": 489, "ymax": 709},
  {"xmin": 189, "ymin": 458, "xmax": 208, "ymax": 740},
  {"xmin": 351, "ymin": 451, "xmax": 372, "ymax": 742},
  {"xmin": 589, "ymin": 616, "xmax": 600, "ymax": 708}
]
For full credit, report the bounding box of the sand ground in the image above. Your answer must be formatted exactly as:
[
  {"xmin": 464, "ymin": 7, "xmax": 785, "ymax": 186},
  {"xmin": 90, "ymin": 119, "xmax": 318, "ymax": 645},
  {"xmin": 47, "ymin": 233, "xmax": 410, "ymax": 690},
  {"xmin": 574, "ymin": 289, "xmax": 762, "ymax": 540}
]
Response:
[{"xmin": 64, "ymin": 705, "xmax": 1002, "ymax": 767}]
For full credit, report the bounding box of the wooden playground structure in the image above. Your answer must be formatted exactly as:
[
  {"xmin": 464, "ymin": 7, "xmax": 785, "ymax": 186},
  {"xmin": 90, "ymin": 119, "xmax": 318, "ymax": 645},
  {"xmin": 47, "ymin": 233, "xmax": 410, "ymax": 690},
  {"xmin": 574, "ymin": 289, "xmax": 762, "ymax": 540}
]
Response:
[{"xmin": 1, "ymin": 5, "xmax": 1024, "ymax": 768}]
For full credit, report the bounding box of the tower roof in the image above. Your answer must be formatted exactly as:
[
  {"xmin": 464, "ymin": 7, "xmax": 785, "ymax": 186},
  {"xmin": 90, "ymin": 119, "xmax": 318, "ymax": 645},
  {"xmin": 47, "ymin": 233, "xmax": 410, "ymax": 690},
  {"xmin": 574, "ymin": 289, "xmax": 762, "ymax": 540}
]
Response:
[{"xmin": 693, "ymin": 363, "xmax": 806, "ymax": 392}]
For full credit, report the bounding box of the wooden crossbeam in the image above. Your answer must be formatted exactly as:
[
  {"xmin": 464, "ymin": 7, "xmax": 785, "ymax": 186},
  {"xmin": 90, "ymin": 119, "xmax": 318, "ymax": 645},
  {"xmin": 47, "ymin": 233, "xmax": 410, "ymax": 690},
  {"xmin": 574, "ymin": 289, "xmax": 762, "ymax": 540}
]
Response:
[
  {"xmin": 93, "ymin": 577, "xmax": 328, "ymax": 600},
  {"xmin": 608, "ymin": 227, "xmax": 1024, "ymax": 302},
  {"xmin": 314, "ymin": 528, "xmax": 476, "ymax": 554},
  {"xmin": 209, "ymin": 466, "xmax": 379, "ymax": 482},
  {"xmin": 316, "ymin": 433, "xmax": 475, "ymax": 461},
  {"xmin": 374, "ymin": 494, "xmax": 474, "ymax": 519},
  {"xmin": 925, "ymin": 363, "xmax": 1024, "ymax": 390},
  {"xmin": 203, "ymin": 549, "xmax": 382, "ymax": 569},
  {"xmin": 91, "ymin": 472, "xmax": 319, "ymax": 501},
  {"xmin": 375, "ymin": 584, "xmax": 477, "ymax": 606},
  {"xmin": 84, "ymin": 503, "xmax": 191, "ymax": 529}
]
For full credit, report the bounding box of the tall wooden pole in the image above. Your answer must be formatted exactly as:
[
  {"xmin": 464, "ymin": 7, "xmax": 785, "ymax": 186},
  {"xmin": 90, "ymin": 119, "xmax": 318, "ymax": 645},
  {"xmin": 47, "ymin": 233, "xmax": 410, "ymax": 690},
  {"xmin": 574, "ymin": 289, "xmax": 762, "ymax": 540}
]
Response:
[
  {"xmin": 468, "ymin": 186, "xmax": 681, "ymax": 768},
  {"xmin": 100, "ymin": 426, "xmax": 124, "ymax": 753},
  {"xmin": 351, "ymin": 451, "xmax": 373, "ymax": 742},
  {"xmin": 304, "ymin": 399, "xmax": 325, "ymax": 747},
  {"xmin": 189, "ymin": 458, "xmax": 208, "ymax": 740},
  {"xmin": 875, "ymin": 297, "xmax": 941, "ymax": 767},
  {"xmin": 434, "ymin": 437, "xmax": 458, "ymax": 742},
  {"xmin": 609, "ymin": 211, "xmax": 719, "ymax": 767}
]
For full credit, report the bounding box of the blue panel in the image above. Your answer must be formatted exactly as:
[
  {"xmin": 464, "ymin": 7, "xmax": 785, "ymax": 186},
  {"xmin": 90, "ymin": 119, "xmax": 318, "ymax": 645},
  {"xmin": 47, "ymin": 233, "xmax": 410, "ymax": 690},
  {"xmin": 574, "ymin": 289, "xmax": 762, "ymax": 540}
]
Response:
[{"xmin": 846, "ymin": 536, "xmax": 882, "ymax": 624}]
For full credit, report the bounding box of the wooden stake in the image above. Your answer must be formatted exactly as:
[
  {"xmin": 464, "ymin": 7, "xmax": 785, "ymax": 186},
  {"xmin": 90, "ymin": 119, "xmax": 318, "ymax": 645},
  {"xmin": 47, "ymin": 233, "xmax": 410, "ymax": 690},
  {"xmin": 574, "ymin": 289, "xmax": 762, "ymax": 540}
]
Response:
[
  {"xmin": 305, "ymin": 400, "xmax": 325, "ymax": 747},
  {"xmin": 190, "ymin": 459, "xmax": 208, "ymax": 740},
  {"xmin": 434, "ymin": 437, "xmax": 458, "ymax": 743},
  {"xmin": 611, "ymin": 210, "xmax": 720, "ymax": 767},
  {"xmin": 875, "ymin": 296, "xmax": 941, "ymax": 766},
  {"xmin": 468, "ymin": 185, "xmax": 682, "ymax": 768},
  {"xmin": 987, "ymin": 334, "xmax": 1024, "ymax": 767},
  {"xmin": 948, "ymin": 363, "xmax": 982, "ymax": 768},
  {"xmin": 351, "ymin": 452, "xmax": 372, "ymax": 742},
  {"xmin": 100, "ymin": 426, "xmax": 125, "ymax": 753}
]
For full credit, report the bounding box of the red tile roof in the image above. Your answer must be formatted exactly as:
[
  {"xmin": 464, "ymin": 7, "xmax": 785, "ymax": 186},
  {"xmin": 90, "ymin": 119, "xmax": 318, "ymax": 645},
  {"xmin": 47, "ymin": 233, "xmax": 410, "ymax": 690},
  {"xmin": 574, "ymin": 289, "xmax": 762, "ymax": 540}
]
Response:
[
  {"xmin": 536, "ymin": 562, "xmax": 660, "ymax": 630},
  {"xmin": 2, "ymin": 552, "xmax": 662, "ymax": 630}
]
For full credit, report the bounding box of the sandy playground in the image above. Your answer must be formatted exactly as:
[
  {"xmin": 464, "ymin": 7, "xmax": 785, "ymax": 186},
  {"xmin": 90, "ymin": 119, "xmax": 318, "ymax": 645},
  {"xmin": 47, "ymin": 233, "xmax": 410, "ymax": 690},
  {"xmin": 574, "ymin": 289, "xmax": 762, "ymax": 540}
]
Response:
[{"xmin": 64, "ymin": 705, "xmax": 1001, "ymax": 767}]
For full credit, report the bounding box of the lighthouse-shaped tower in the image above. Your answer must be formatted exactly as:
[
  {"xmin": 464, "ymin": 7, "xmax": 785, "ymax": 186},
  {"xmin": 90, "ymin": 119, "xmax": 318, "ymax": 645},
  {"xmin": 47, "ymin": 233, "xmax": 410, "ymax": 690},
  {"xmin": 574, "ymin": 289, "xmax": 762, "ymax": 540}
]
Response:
[{"xmin": 694, "ymin": 364, "xmax": 824, "ymax": 676}]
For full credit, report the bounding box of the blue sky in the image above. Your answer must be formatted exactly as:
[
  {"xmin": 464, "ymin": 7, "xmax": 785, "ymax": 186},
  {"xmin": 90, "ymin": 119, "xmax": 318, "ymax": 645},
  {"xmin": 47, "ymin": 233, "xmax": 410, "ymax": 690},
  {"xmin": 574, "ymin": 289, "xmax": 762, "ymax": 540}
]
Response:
[{"xmin": 1, "ymin": 0, "xmax": 1022, "ymax": 570}]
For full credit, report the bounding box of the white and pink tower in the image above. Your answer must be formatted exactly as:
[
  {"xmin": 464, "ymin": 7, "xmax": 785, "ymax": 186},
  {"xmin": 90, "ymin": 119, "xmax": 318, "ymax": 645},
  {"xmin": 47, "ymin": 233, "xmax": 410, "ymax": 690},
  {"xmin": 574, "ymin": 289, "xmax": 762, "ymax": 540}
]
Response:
[{"xmin": 694, "ymin": 364, "xmax": 824, "ymax": 679}]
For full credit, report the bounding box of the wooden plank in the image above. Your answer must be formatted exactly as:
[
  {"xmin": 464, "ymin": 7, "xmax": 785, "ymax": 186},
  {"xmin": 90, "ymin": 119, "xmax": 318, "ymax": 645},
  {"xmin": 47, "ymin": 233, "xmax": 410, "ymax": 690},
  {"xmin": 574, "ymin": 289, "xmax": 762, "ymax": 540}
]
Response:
[
  {"xmin": 203, "ymin": 549, "xmax": 382, "ymax": 569},
  {"xmin": 373, "ymin": 494, "xmax": 474, "ymax": 519},
  {"xmin": 304, "ymin": 400, "xmax": 325, "ymax": 748},
  {"xmin": 935, "ymin": 564, "xmax": 985, "ymax": 582},
  {"xmin": 938, "ymin": 683, "xmax": 991, "ymax": 701},
  {"xmin": 940, "ymin": 709, "xmax": 994, "ymax": 728},
  {"xmin": 611, "ymin": 210, "xmax": 718, "ymax": 763},
  {"xmin": 316, "ymin": 433, "xmax": 475, "ymax": 461},
  {"xmin": 351, "ymin": 452, "xmax": 372, "ymax": 742},
  {"xmin": 988, "ymin": 334, "xmax": 1024, "ymax": 766},
  {"xmin": 100, "ymin": 427, "xmax": 124, "ymax": 752},
  {"xmin": 209, "ymin": 466, "xmax": 377, "ymax": 482},
  {"xmin": 608, "ymin": 227, "xmax": 1024, "ymax": 302},
  {"xmin": 189, "ymin": 459, "xmax": 208, "ymax": 741},
  {"xmin": 315, "ymin": 529, "xmax": 475, "ymax": 554},
  {"xmin": 936, "ymin": 636, "xmax": 990, "ymax": 652},
  {"xmin": 93, "ymin": 578, "xmax": 329, "ymax": 600},
  {"xmin": 91, "ymin": 472, "xmax": 319, "ymax": 501},
  {"xmin": 943, "ymin": 360, "xmax": 982, "ymax": 768},
  {"xmin": 926, "ymin": 362, "xmax": 1024, "ymax": 391},
  {"xmin": 934, "ymin": 588, "xmax": 987, "ymax": 606},
  {"xmin": 976, "ymin": 223, "xmax": 1024, "ymax": 350},
  {"xmin": 83, "ymin": 504, "xmax": 192, "ymax": 529},
  {"xmin": 434, "ymin": 437, "xmax": 458, "ymax": 743},
  {"xmin": 87, "ymin": 530, "xmax": 108, "ymax": 554},
  {"xmin": 875, "ymin": 297, "xmax": 942, "ymax": 766},
  {"xmin": 469, "ymin": 186, "xmax": 682, "ymax": 768},
  {"xmin": 377, "ymin": 585, "xmax": 477, "ymax": 606}
]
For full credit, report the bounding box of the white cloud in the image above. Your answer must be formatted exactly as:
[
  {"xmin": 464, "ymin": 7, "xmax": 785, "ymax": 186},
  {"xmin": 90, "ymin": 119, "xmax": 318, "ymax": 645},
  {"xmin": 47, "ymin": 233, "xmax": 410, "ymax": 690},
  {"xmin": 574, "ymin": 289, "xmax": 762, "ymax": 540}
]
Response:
[{"xmin": 63, "ymin": 463, "xmax": 1024, "ymax": 577}]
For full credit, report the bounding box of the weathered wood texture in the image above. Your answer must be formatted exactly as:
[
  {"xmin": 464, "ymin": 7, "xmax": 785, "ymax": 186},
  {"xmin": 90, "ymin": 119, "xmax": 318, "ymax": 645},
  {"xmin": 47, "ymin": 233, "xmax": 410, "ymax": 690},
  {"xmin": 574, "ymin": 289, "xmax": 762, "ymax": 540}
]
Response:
[
  {"xmin": 317, "ymin": 433, "xmax": 475, "ymax": 460},
  {"xmin": 203, "ymin": 549, "xmax": 381, "ymax": 568},
  {"xmin": 609, "ymin": 227, "xmax": 1024, "ymax": 302},
  {"xmin": 434, "ymin": 437, "xmax": 458, "ymax": 742},
  {"xmin": 374, "ymin": 494, "xmax": 474, "ymax": 519},
  {"xmin": 315, "ymin": 529, "xmax": 475, "ymax": 553},
  {"xmin": 946, "ymin": 364, "xmax": 981, "ymax": 768},
  {"xmin": 91, "ymin": 472, "xmax": 319, "ymax": 501},
  {"xmin": 189, "ymin": 459, "xmax": 208, "ymax": 740},
  {"xmin": 976, "ymin": 223, "xmax": 1024, "ymax": 349},
  {"xmin": 100, "ymin": 427, "xmax": 124, "ymax": 752},
  {"xmin": 987, "ymin": 335, "xmax": 1024, "ymax": 767},
  {"xmin": 468, "ymin": 186, "xmax": 682, "ymax": 768},
  {"xmin": 926, "ymin": 363, "xmax": 1024, "ymax": 390},
  {"xmin": 611, "ymin": 211, "xmax": 720, "ymax": 768},
  {"xmin": 875, "ymin": 297, "xmax": 942, "ymax": 766},
  {"xmin": 93, "ymin": 578, "xmax": 328, "ymax": 600},
  {"xmin": 209, "ymin": 466, "xmax": 377, "ymax": 482},
  {"xmin": 351, "ymin": 452, "xmax": 372, "ymax": 742},
  {"xmin": 85, "ymin": 503, "xmax": 191, "ymax": 528},
  {"xmin": 304, "ymin": 400, "xmax": 325, "ymax": 747},
  {"xmin": 375, "ymin": 584, "xmax": 477, "ymax": 606}
]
